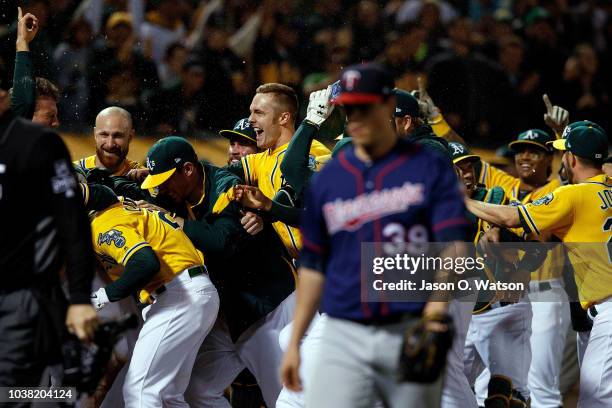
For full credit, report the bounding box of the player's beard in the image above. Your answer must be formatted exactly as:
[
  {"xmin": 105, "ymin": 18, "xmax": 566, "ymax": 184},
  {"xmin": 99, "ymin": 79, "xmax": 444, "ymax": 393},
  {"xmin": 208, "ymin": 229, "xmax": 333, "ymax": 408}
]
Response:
[{"xmin": 96, "ymin": 146, "xmax": 128, "ymax": 171}]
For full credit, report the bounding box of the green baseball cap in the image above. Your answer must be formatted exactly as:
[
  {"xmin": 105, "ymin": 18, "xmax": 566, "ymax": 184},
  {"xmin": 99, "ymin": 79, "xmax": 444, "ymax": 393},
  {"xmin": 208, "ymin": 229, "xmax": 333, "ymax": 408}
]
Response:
[
  {"xmin": 141, "ymin": 136, "xmax": 198, "ymax": 189},
  {"xmin": 392, "ymin": 88, "xmax": 420, "ymax": 118},
  {"xmin": 219, "ymin": 118, "xmax": 257, "ymax": 144},
  {"xmin": 560, "ymin": 120, "xmax": 605, "ymax": 140},
  {"xmin": 448, "ymin": 142, "xmax": 479, "ymax": 164},
  {"xmin": 552, "ymin": 125, "xmax": 609, "ymax": 161},
  {"xmin": 508, "ymin": 129, "xmax": 553, "ymax": 152}
]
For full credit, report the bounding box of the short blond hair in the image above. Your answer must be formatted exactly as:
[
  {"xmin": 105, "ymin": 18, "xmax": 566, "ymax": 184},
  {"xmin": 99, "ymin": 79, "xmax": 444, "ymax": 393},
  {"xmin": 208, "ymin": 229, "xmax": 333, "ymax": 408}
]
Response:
[{"xmin": 256, "ymin": 83, "xmax": 298, "ymax": 120}]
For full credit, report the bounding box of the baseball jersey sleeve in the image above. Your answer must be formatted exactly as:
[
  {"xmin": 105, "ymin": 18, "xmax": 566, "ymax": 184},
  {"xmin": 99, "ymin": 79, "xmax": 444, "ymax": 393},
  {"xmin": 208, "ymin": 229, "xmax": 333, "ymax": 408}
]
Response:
[
  {"xmin": 93, "ymin": 223, "xmax": 152, "ymax": 266},
  {"xmin": 241, "ymin": 154, "xmax": 259, "ymax": 186},
  {"xmin": 299, "ymin": 176, "xmax": 329, "ymax": 273},
  {"xmin": 518, "ymin": 189, "xmax": 573, "ymax": 237},
  {"xmin": 430, "ymin": 160, "xmax": 469, "ymax": 242}
]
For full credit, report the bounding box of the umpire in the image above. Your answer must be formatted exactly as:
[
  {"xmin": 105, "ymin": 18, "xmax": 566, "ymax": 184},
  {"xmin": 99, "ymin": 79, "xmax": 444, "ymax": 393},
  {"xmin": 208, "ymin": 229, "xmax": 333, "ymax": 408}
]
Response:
[{"xmin": 0, "ymin": 103, "xmax": 97, "ymax": 392}]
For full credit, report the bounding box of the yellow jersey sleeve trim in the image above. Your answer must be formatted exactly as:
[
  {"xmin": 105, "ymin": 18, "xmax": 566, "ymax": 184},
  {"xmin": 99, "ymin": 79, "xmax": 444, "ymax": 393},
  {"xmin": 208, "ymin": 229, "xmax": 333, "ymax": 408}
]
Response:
[
  {"xmin": 212, "ymin": 188, "xmax": 235, "ymax": 215},
  {"xmin": 242, "ymin": 156, "xmax": 252, "ymax": 185},
  {"xmin": 121, "ymin": 241, "xmax": 151, "ymax": 265},
  {"xmin": 80, "ymin": 182, "xmax": 90, "ymax": 206},
  {"xmin": 518, "ymin": 204, "xmax": 540, "ymax": 235}
]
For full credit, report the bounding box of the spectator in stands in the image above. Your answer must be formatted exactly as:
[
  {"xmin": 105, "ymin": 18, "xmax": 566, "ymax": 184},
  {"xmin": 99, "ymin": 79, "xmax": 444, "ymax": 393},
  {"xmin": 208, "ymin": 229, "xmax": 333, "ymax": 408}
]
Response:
[
  {"xmin": 53, "ymin": 19, "xmax": 93, "ymax": 129},
  {"xmin": 149, "ymin": 59, "xmax": 208, "ymax": 135},
  {"xmin": 87, "ymin": 12, "xmax": 159, "ymax": 126}
]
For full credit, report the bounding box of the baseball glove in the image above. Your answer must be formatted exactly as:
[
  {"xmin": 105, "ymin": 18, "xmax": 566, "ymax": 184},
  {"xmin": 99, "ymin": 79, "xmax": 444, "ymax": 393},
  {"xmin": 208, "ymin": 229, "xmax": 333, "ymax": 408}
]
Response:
[{"xmin": 397, "ymin": 314, "xmax": 454, "ymax": 383}]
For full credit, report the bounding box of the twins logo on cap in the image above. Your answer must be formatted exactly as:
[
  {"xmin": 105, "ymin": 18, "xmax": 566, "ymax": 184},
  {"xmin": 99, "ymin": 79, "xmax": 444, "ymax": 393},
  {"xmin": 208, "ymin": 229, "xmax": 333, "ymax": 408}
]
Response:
[{"xmin": 343, "ymin": 70, "xmax": 361, "ymax": 91}]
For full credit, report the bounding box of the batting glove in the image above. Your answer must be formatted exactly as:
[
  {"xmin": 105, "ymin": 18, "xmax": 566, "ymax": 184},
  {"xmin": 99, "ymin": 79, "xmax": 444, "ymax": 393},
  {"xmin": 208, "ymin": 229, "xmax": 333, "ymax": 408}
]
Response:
[
  {"xmin": 305, "ymin": 86, "xmax": 334, "ymax": 128},
  {"xmin": 91, "ymin": 287, "xmax": 110, "ymax": 311},
  {"xmin": 543, "ymin": 94, "xmax": 569, "ymax": 136}
]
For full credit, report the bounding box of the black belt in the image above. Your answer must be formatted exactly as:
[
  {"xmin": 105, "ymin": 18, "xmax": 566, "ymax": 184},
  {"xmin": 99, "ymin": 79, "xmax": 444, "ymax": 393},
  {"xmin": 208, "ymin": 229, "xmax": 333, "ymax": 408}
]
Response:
[
  {"xmin": 529, "ymin": 281, "xmax": 552, "ymax": 293},
  {"xmin": 349, "ymin": 311, "xmax": 420, "ymax": 326},
  {"xmin": 588, "ymin": 305, "xmax": 598, "ymax": 320},
  {"xmin": 154, "ymin": 266, "xmax": 206, "ymax": 296}
]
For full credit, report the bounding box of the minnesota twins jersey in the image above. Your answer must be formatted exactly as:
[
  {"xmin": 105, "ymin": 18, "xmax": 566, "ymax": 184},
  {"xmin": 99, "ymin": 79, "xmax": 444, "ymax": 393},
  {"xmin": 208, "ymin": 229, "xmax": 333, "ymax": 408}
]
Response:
[
  {"xmin": 300, "ymin": 139, "xmax": 468, "ymax": 321},
  {"xmin": 89, "ymin": 195, "xmax": 204, "ymax": 302},
  {"xmin": 241, "ymin": 140, "xmax": 330, "ymax": 258},
  {"xmin": 518, "ymin": 174, "xmax": 612, "ymax": 308}
]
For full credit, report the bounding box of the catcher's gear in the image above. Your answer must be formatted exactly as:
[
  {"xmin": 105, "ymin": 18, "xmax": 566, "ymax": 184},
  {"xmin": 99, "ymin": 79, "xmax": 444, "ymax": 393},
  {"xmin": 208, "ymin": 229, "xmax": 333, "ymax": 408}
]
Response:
[
  {"xmin": 543, "ymin": 94, "xmax": 569, "ymax": 135},
  {"xmin": 91, "ymin": 287, "xmax": 110, "ymax": 311},
  {"xmin": 305, "ymin": 86, "xmax": 334, "ymax": 127},
  {"xmin": 397, "ymin": 314, "xmax": 454, "ymax": 383}
]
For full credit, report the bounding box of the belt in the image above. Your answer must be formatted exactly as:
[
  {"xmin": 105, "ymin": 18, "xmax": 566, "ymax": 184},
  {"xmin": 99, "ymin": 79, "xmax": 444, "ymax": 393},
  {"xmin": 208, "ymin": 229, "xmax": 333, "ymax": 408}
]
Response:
[
  {"xmin": 529, "ymin": 281, "xmax": 552, "ymax": 293},
  {"xmin": 588, "ymin": 305, "xmax": 598, "ymax": 320},
  {"xmin": 349, "ymin": 311, "xmax": 420, "ymax": 326},
  {"xmin": 154, "ymin": 266, "xmax": 207, "ymax": 296}
]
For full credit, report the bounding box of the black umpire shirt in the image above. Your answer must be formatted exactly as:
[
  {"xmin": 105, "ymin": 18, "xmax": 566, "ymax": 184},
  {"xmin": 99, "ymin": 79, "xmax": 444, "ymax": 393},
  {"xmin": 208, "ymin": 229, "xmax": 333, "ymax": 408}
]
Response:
[{"xmin": 0, "ymin": 111, "xmax": 93, "ymax": 302}]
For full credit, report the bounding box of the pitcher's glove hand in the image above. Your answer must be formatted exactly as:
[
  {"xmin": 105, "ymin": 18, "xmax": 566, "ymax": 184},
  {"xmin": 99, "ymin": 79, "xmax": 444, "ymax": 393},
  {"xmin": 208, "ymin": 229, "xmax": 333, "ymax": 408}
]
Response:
[{"xmin": 398, "ymin": 314, "xmax": 454, "ymax": 383}]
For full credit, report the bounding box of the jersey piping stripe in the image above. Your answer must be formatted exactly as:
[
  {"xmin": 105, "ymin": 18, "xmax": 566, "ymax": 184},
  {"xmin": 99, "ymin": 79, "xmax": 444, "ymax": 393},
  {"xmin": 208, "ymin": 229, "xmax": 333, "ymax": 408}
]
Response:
[
  {"xmin": 121, "ymin": 241, "xmax": 151, "ymax": 265},
  {"xmin": 270, "ymin": 150, "xmax": 287, "ymax": 190},
  {"xmin": 284, "ymin": 223, "xmax": 299, "ymax": 257},
  {"xmin": 479, "ymin": 162, "xmax": 488, "ymax": 185},
  {"xmin": 518, "ymin": 205, "xmax": 540, "ymax": 235},
  {"xmin": 243, "ymin": 157, "xmax": 252, "ymax": 185}
]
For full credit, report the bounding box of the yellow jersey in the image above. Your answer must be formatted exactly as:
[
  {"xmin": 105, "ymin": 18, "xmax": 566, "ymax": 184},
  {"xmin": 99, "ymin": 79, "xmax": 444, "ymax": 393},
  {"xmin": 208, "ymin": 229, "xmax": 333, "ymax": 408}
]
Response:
[
  {"xmin": 241, "ymin": 140, "xmax": 330, "ymax": 258},
  {"xmin": 517, "ymin": 174, "xmax": 612, "ymax": 308},
  {"xmin": 480, "ymin": 161, "xmax": 563, "ymax": 280},
  {"xmin": 479, "ymin": 161, "xmax": 561, "ymax": 202},
  {"xmin": 90, "ymin": 197, "xmax": 204, "ymax": 302},
  {"xmin": 74, "ymin": 155, "xmax": 142, "ymax": 177}
]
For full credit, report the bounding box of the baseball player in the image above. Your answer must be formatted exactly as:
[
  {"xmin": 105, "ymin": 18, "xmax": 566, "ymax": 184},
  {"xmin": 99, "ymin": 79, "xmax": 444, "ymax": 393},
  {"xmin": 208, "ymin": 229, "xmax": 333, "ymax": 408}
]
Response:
[
  {"xmin": 226, "ymin": 83, "xmax": 331, "ymax": 259},
  {"xmin": 74, "ymin": 106, "xmax": 144, "ymax": 179},
  {"xmin": 84, "ymin": 182, "xmax": 219, "ymax": 407},
  {"xmin": 135, "ymin": 137, "xmax": 296, "ymax": 408},
  {"xmin": 11, "ymin": 7, "xmax": 60, "ymax": 127},
  {"xmin": 392, "ymin": 88, "xmax": 450, "ymax": 160},
  {"xmin": 220, "ymin": 118, "xmax": 265, "ymax": 408},
  {"xmin": 463, "ymin": 128, "xmax": 569, "ymax": 407},
  {"xmin": 281, "ymin": 63, "xmax": 468, "ymax": 408},
  {"xmin": 443, "ymin": 141, "xmax": 509, "ymax": 408},
  {"xmin": 465, "ymin": 123, "xmax": 611, "ymax": 408},
  {"xmin": 221, "ymin": 118, "xmax": 260, "ymax": 165}
]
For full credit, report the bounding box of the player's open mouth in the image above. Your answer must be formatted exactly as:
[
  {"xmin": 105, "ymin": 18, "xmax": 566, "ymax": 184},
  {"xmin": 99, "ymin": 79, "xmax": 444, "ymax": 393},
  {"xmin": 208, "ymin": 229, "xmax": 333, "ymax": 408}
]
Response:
[{"xmin": 519, "ymin": 163, "xmax": 533, "ymax": 172}]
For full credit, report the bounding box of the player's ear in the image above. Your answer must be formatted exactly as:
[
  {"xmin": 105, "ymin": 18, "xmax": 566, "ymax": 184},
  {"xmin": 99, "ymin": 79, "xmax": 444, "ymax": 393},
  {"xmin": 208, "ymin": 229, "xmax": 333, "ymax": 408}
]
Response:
[
  {"xmin": 404, "ymin": 116, "xmax": 413, "ymax": 132},
  {"xmin": 183, "ymin": 162, "xmax": 195, "ymax": 177},
  {"xmin": 278, "ymin": 111, "xmax": 291, "ymax": 126}
]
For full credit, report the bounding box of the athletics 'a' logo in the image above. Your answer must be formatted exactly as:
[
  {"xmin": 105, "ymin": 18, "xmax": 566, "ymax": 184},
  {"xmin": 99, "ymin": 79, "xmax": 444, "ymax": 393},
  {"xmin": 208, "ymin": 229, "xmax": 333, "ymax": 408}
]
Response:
[
  {"xmin": 98, "ymin": 229, "xmax": 126, "ymax": 248},
  {"xmin": 523, "ymin": 130, "xmax": 538, "ymax": 140},
  {"xmin": 449, "ymin": 142, "xmax": 465, "ymax": 155},
  {"xmin": 146, "ymin": 157, "xmax": 155, "ymax": 171}
]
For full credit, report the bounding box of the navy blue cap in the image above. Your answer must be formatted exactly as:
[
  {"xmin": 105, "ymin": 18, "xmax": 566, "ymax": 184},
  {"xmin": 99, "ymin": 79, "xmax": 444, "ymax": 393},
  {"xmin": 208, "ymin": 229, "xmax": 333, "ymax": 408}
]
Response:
[
  {"xmin": 392, "ymin": 88, "xmax": 420, "ymax": 118},
  {"xmin": 332, "ymin": 63, "xmax": 394, "ymax": 105},
  {"xmin": 219, "ymin": 118, "xmax": 257, "ymax": 144}
]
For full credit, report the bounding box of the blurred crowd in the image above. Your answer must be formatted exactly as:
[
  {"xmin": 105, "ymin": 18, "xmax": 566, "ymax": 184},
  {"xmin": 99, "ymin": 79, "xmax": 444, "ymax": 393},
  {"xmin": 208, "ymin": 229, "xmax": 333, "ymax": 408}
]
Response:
[{"xmin": 0, "ymin": 0, "xmax": 610, "ymax": 146}]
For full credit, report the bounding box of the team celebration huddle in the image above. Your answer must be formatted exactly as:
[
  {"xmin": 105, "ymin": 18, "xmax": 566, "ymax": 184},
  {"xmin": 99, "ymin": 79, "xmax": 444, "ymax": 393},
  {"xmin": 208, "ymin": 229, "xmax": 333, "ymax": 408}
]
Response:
[{"xmin": 0, "ymin": 1, "xmax": 611, "ymax": 408}]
